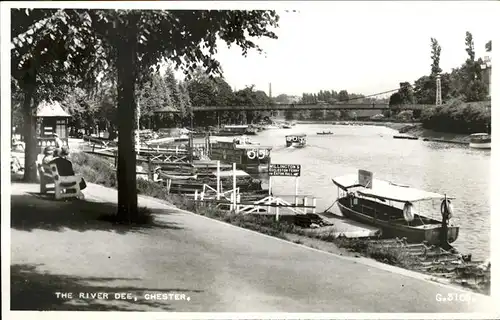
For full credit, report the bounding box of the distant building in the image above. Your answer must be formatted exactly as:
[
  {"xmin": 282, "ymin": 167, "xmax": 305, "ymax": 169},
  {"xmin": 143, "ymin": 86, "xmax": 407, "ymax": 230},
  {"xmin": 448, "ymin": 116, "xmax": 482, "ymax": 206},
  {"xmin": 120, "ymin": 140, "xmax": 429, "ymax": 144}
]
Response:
[{"xmin": 35, "ymin": 100, "xmax": 71, "ymax": 152}]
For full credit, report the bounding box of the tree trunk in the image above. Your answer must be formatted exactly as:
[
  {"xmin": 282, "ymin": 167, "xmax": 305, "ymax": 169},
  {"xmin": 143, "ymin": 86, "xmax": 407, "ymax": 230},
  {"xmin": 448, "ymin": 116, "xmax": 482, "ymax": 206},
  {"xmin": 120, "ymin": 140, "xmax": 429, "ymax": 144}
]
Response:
[
  {"xmin": 21, "ymin": 66, "xmax": 38, "ymax": 182},
  {"xmin": 115, "ymin": 21, "xmax": 139, "ymax": 223}
]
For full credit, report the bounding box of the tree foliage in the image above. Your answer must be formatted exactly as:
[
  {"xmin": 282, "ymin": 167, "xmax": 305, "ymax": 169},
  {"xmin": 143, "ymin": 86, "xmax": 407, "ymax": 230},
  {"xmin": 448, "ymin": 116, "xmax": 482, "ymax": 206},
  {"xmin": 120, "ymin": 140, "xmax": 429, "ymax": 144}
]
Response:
[
  {"xmin": 420, "ymin": 100, "xmax": 490, "ymax": 134},
  {"xmin": 11, "ymin": 9, "xmax": 281, "ymax": 222},
  {"xmin": 430, "ymin": 38, "xmax": 442, "ymax": 75},
  {"xmin": 389, "ymin": 82, "xmax": 415, "ymax": 107},
  {"xmin": 11, "ymin": 8, "xmax": 109, "ymax": 182},
  {"xmin": 412, "ymin": 32, "xmax": 490, "ymax": 107},
  {"xmin": 485, "ymin": 40, "xmax": 492, "ymax": 52}
]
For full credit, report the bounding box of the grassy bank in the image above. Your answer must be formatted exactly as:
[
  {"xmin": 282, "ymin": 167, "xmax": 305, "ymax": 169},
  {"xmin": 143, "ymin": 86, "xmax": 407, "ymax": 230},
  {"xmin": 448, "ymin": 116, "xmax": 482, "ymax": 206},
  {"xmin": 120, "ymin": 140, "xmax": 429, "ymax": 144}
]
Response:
[{"xmin": 71, "ymin": 151, "xmax": 489, "ymax": 295}]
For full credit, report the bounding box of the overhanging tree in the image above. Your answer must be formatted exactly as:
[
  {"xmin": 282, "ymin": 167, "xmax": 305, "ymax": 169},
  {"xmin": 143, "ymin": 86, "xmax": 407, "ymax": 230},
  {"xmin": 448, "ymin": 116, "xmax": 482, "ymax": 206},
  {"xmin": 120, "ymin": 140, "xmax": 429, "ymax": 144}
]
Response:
[
  {"xmin": 13, "ymin": 9, "xmax": 279, "ymax": 222},
  {"xmin": 87, "ymin": 10, "xmax": 280, "ymax": 222},
  {"xmin": 11, "ymin": 9, "xmax": 108, "ymax": 182}
]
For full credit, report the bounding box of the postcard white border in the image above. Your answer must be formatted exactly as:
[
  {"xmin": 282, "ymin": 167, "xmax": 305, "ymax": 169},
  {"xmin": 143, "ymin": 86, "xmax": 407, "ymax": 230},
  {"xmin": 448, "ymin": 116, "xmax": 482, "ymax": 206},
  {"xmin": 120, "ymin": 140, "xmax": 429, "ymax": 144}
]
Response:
[{"xmin": 2, "ymin": 1, "xmax": 499, "ymax": 319}]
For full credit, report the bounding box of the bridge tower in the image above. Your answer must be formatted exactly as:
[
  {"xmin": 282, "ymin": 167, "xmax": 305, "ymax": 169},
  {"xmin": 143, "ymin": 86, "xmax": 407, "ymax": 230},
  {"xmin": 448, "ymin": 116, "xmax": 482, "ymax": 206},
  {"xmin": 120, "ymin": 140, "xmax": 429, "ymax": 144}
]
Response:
[{"xmin": 435, "ymin": 74, "xmax": 442, "ymax": 106}]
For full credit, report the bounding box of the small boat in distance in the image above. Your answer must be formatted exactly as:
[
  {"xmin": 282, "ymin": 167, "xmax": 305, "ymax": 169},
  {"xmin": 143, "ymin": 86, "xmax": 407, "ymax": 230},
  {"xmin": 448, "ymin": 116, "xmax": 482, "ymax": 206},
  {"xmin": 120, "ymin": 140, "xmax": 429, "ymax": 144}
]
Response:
[
  {"xmin": 286, "ymin": 134, "xmax": 307, "ymax": 148},
  {"xmin": 332, "ymin": 170, "xmax": 459, "ymax": 246},
  {"xmin": 317, "ymin": 131, "xmax": 333, "ymax": 135},
  {"xmin": 469, "ymin": 133, "xmax": 491, "ymax": 149},
  {"xmin": 281, "ymin": 122, "xmax": 292, "ymax": 129}
]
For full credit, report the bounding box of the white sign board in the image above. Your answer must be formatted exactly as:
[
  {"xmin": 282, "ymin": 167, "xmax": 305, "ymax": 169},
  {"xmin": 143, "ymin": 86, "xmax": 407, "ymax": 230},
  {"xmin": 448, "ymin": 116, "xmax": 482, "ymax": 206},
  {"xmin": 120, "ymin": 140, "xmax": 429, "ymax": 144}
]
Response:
[{"xmin": 358, "ymin": 169, "xmax": 373, "ymax": 188}]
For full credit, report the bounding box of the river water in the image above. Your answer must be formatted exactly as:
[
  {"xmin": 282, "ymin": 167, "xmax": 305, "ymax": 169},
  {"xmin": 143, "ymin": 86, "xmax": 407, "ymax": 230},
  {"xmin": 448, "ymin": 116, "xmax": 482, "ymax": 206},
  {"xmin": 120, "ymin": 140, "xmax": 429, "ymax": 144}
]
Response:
[{"xmin": 247, "ymin": 124, "xmax": 490, "ymax": 260}]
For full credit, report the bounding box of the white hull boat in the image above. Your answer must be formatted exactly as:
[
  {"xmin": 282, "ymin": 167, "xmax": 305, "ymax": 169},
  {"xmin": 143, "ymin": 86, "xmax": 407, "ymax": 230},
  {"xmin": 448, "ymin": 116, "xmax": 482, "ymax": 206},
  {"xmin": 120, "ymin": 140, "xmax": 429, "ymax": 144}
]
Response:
[{"xmin": 469, "ymin": 133, "xmax": 491, "ymax": 150}]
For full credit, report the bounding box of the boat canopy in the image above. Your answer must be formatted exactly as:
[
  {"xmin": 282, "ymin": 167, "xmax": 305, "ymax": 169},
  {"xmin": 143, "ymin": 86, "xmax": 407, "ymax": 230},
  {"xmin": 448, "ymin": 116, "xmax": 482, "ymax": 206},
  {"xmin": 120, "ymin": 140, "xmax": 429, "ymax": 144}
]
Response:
[
  {"xmin": 235, "ymin": 145, "xmax": 272, "ymax": 150},
  {"xmin": 286, "ymin": 134, "xmax": 307, "ymax": 137},
  {"xmin": 332, "ymin": 174, "xmax": 452, "ymax": 203},
  {"xmin": 212, "ymin": 170, "xmax": 249, "ymax": 177}
]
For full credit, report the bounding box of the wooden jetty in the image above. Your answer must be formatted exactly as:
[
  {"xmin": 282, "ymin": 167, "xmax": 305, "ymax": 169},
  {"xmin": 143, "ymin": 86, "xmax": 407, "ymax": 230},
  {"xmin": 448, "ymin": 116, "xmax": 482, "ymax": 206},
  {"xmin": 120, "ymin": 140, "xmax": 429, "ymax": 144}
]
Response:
[{"xmin": 363, "ymin": 238, "xmax": 490, "ymax": 293}]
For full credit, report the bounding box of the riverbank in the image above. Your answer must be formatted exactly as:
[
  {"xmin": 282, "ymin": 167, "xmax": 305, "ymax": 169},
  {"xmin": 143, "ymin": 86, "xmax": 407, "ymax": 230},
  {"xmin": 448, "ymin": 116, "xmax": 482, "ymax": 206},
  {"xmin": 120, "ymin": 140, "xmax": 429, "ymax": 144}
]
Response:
[
  {"xmin": 24, "ymin": 151, "xmax": 488, "ymax": 295},
  {"xmin": 295, "ymin": 120, "xmax": 472, "ymax": 144},
  {"xmin": 396, "ymin": 123, "xmax": 472, "ymax": 144}
]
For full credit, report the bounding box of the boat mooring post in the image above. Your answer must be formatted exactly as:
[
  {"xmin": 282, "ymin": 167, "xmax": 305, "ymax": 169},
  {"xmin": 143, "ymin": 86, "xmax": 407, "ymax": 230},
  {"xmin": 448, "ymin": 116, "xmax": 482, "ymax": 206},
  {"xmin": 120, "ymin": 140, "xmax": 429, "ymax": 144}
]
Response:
[
  {"xmin": 232, "ymin": 163, "xmax": 237, "ymax": 212},
  {"xmin": 188, "ymin": 132, "xmax": 193, "ymax": 163},
  {"xmin": 147, "ymin": 155, "xmax": 153, "ymax": 181},
  {"xmin": 216, "ymin": 161, "xmax": 221, "ymax": 200},
  {"xmin": 268, "ymin": 175, "xmax": 272, "ymax": 196},
  {"xmin": 440, "ymin": 194, "xmax": 451, "ymax": 250},
  {"xmin": 268, "ymin": 176, "xmax": 272, "ymax": 214},
  {"xmin": 294, "ymin": 176, "xmax": 299, "ymax": 206}
]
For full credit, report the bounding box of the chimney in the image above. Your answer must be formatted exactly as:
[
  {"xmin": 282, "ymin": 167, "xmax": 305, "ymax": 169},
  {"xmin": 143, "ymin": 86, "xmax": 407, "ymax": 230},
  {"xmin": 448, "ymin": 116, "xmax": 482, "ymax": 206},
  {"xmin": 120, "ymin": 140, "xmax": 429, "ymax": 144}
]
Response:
[{"xmin": 268, "ymin": 83, "xmax": 272, "ymax": 98}]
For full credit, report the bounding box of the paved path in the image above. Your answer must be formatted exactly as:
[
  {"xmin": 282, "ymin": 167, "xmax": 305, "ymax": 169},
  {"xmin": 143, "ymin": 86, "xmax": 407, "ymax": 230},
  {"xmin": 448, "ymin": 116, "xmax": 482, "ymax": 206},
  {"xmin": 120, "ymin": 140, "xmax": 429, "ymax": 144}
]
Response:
[{"xmin": 10, "ymin": 182, "xmax": 496, "ymax": 313}]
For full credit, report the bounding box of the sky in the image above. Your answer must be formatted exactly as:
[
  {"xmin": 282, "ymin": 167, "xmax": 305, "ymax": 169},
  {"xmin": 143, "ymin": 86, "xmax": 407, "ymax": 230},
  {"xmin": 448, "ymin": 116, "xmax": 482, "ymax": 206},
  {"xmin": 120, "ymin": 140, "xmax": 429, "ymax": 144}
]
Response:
[
  {"xmin": 171, "ymin": 2, "xmax": 496, "ymax": 98},
  {"xmin": 1, "ymin": 1, "xmax": 497, "ymax": 99}
]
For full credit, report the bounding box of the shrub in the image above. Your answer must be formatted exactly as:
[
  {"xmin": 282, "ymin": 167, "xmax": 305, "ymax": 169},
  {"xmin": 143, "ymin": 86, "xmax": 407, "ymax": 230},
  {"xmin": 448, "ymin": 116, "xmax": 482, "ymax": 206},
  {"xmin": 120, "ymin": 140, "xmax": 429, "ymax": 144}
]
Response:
[
  {"xmin": 70, "ymin": 152, "xmax": 117, "ymax": 187},
  {"xmin": 420, "ymin": 101, "xmax": 490, "ymax": 134},
  {"xmin": 69, "ymin": 152, "xmax": 183, "ymax": 206},
  {"xmin": 395, "ymin": 110, "xmax": 414, "ymax": 122}
]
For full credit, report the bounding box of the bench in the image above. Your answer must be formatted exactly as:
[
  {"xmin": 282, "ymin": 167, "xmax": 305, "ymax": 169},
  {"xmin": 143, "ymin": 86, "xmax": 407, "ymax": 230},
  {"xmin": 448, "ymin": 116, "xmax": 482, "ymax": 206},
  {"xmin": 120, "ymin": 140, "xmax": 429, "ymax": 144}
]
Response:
[{"xmin": 37, "ymin": 162, "xmax": 84, "ymax": 200}]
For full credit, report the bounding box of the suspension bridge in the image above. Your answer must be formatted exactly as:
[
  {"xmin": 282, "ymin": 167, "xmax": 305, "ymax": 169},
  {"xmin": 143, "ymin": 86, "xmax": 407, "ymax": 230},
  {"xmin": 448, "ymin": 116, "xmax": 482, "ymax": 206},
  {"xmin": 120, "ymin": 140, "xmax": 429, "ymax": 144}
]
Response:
[
  {"xmin": 189, "ymin": 103, "xmax": 431, "ymax": 112},
  {"xmin": 185, "ymin": 86, "xmax": 436, "ymax": 113}
]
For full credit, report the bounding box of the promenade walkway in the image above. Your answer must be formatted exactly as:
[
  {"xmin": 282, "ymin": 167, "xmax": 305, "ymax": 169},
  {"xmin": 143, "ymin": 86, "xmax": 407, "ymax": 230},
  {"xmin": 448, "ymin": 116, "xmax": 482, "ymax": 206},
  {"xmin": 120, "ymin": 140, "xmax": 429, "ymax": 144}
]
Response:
[{"xmin": 9, "ymin": 182, "xmax": 495, "ymax": 312}]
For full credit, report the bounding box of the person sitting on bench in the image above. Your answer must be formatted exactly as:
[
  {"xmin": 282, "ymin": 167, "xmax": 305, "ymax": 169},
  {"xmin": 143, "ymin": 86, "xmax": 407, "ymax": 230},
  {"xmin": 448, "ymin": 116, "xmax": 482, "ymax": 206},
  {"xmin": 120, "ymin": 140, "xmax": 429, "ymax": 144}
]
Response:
[
  {"xmin": 49, "ymin": 146, "xmax": 87, "ymax": 191},
  {"xmin": 42, "ymin": 146, "xmax": 55, "ymax": 172}
]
